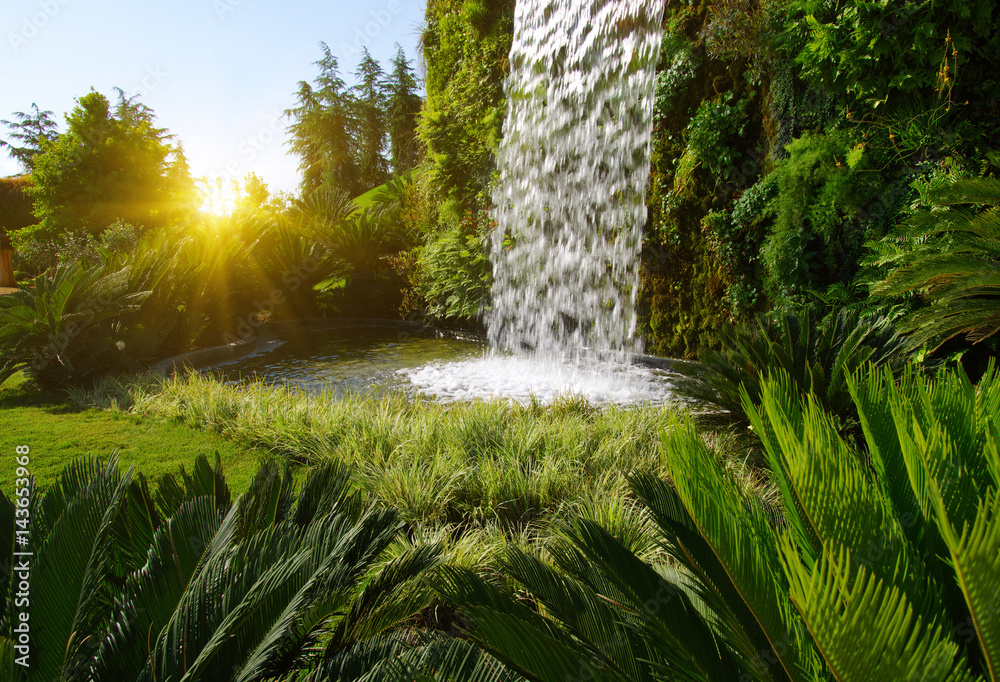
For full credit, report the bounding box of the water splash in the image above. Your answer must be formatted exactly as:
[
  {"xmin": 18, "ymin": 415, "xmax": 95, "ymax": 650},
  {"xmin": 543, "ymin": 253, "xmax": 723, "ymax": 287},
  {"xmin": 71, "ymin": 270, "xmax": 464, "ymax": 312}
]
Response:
[{"xmin": 487, "ymin": 0, "xmax": 666, "ymax": 364}]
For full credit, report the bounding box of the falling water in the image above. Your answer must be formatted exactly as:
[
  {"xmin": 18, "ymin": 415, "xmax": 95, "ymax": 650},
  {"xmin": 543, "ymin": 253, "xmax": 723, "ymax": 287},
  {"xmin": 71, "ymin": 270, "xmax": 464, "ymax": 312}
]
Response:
[
  {"xmin": 487, "ymin": 0, "xmax": 666, "ymax": 364},
  {"xmin": 403, "ymin": 0, "xmax": 671, "ymax": 404}
]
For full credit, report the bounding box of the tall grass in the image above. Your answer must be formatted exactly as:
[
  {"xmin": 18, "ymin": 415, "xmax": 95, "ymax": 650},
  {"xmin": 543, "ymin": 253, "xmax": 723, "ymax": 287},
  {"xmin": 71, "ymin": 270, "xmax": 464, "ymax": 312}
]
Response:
[{"xmin": 69, "ymin": 372, "xmax": 679, "ymax": 532}]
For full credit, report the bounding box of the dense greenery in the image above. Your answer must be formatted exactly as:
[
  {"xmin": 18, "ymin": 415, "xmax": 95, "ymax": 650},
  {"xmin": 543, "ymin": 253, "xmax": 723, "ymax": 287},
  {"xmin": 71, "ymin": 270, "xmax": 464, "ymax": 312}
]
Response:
[
  {"xmin": 0, "ymin": 453, "xmax": 477, "ymax": 679},
  {"xmin": 285, "ymin": 43, "xmax": 424, "ymax": 199},
  {"xmin": 392, "ymin": 0, "xmax": 515, "ymax": 326},
  {"xmin": 69, "ymin": 371, "xmax": 678, "ymax": 536},
  {"xmin": 0, "ymin": 176, "xmax": 33, "ymax": 249},
  {"xmin": 25, "ymin": 91, "xmax": 197, "ymax": 243},
  {"xmin": 6, "ymin": 359, "xmax": 996, "ymax": 680},
  {"xmin": 0, "ymin": 166, "xmax": 420, "ymax": 385},
  {"xmin": 2, "ymin": 3, "xmax": 1000, "ymax": 677},
  {"xmin": 440, "ymin": 363, "xmax": 1000, "ymax": 681},
  {"xmin": 670, "ymin": 305, "xmax": 912, "ymax": 430},
  {"xmin": 869, "ymin": 175, "xmax": 1000, "ymax": 351},
  {"xmin": 640, "ymin": 0, "xmax": 1000, "ymax": 357}
]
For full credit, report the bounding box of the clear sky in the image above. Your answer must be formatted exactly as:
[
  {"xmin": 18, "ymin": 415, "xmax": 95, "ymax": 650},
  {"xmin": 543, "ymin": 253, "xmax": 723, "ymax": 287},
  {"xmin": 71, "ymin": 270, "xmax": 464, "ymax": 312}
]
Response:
[{"xmin": 1, "ymin": 0, "xmax": 428, "ymax": 201}]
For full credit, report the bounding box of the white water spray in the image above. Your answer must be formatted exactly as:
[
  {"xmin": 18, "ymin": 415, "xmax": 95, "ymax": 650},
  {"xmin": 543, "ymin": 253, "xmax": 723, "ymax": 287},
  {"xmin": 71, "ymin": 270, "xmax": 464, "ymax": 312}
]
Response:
[
  {"xmin": 487, "ymin": 0, "xmax": 666, "ymax": 364},
  {"xmin": 405, "ymin": 0, "xmax": 670, "ymax": 404}
]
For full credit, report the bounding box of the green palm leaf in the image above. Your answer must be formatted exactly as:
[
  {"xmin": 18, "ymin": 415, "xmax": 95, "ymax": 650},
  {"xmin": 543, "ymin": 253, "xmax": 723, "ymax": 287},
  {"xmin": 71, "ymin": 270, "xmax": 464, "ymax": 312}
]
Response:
[
  {"xmin": 870, "ymin": 176, "xmax": 1000, "ymax": 348},
  {"xmin": 781, "ymin": 541, "xmax": 978, "ymax": 682},
  {"xmin": 659, "ymin": 413, "xmax": 826, "ymax": 681},
  {"xmin": 629, "ymin": 472, "xmax": 790, "ymax": 682},
  {"xmin": 28, "ymin": 457, "xmax": 133, "ymax": 679},
  {"xmin": 938, "ymin": 490, "xmax": 1000, "ymax": 682},
  {"xmin": 435, "ymin": 564, "xmax": 629, "ymax": 682}
]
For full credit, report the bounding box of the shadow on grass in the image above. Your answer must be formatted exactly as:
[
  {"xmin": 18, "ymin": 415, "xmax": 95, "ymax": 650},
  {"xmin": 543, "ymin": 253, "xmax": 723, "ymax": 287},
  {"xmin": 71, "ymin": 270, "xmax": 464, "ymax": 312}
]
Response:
[{"xmin": 0, "ymin": 382, "xmax": 84, "ymax": 415}]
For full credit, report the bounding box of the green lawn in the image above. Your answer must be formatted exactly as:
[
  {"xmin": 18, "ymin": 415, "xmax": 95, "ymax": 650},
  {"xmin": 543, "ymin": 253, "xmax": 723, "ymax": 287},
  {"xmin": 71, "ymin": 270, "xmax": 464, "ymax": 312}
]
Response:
[
  {"xmin": 0, "ymin": 373, "xmax": 266, "ymax": 496},
  {"xmin": 350, "ymin": 182, "xmax": 388, "ymax": 215}
]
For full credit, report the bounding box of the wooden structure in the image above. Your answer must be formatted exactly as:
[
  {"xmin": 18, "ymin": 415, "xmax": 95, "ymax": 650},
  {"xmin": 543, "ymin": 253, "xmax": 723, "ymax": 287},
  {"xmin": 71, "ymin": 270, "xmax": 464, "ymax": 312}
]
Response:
[{"xmin": 0, "ymin": 230, "xmax": 14, "ymax": 288}]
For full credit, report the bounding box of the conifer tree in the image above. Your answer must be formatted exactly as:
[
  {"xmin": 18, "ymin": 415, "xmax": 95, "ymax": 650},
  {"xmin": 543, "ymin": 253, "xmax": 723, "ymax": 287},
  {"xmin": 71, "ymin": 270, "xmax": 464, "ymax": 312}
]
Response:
[
  {"xmin": 0, "ymin": 103, "xmax": 59, "ymax": 172},
  {"xmin": 351, "ymin": 47, "xmax": 390, "ymax": 192},
  {"xmin": 386, "ymin": 44, "xmax": 423, "ymax": 175},
  {"xmin": 286, "ymin": 43, "xmax": 361, "ymax": 197}
]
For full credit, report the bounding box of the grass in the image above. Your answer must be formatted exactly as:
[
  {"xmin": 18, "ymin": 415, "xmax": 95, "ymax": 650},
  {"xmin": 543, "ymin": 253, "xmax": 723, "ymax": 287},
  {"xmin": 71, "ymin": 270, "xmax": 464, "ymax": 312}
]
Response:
[
  {"xmin": 69, "ymin": 372, "xmax": 688, "ymax": 534},
  {"xmin": 0, "ymin": 372, "xmax": 268, "ymax": 495},
  {"xmin": 19, "ymin": 369, "xmax": 774, "ymax": 583},
  {"xmin": 351, "ymin": 182, "xmax": 389, "ymax": 215}
]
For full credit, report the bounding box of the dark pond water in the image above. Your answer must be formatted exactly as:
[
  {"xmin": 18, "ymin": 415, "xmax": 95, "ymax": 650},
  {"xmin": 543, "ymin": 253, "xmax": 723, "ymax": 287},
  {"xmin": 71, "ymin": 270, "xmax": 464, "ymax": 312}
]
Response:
[{"xmin": 215, "ymin": 326, "xmax": 675, "ymax": 405}]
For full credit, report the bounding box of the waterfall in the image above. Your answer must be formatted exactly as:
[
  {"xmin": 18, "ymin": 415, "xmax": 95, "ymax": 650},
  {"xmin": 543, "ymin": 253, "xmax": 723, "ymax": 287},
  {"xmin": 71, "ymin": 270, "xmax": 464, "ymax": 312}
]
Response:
[
  {"xmin": 487, "ymin": 0, "xmax": 666, "ymax": 364},
  {"xmin": 403, "ymin": 0, "xmax": 673, "ymax": 404}
]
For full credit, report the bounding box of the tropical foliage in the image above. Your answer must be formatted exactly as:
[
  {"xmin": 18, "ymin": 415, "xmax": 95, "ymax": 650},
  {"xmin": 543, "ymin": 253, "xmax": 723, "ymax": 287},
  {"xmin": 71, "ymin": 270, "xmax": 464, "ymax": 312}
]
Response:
[
  {"xmin": 869, "ymin": 175, "xmax": 1000, "ymax": 350},
  {"xmin": 438, "ymin": 362, "xmax": 1000, "ymax": 681},
  {"xmin": 0, "ymin": 454, "xmax": 458, "ymax": 680},
  {"xmin": 0, "ymin": 262, "xmax": 153, "ymax": 386},
  {"xmin": 670, "ymin": 305, "xmax": 911, "ymax": 428}
]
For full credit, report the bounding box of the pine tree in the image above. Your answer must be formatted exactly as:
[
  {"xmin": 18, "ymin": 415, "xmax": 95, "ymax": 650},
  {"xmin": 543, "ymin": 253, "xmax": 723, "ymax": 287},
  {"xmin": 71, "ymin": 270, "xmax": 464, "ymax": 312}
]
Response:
[
  {"xmin": 351, "ymin": 47, "xmax": 390, "ymax": 192},
  {"xmin": 1, "ymin": 103, "xmax": 59, "ymax": 172},
  {"xmin": 386, "ymin": 44, "xmax": 423, "ymax": 175},
  {"xmin": 285, "ymin": 43, "xmax": 361, "ymax": 197}
]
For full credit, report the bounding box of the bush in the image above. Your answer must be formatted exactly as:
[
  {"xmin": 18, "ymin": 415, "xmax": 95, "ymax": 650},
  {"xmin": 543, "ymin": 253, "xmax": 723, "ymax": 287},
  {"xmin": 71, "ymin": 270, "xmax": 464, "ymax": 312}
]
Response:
[
  {"xmin": 440, "ymin": 362, "xmax": 1000, "ymax": 681},
  {"xmin": 415, "ymin": 209, "xmax": 492, "ymax": 322},
  {"xmin": 670, "ymin": 305, "xmax": 912, "ymax": 430},
  {"xmin": 759, "ymin": 130, "xmax": 883, "ymax": 305},
  {"xmin": 0, "ymin": 175, "xmax": 34, "ymax": 247},
  {"xmin": 0, "ymin": 262, "xmax": 153, "ymax": 386},
  {"xmin": 869, "ymin": 175, "xmax": 1000, "ymax": 352},
  {"xmin": 0, "ymin": 454, "xmax": 456, "ymax": 680}
]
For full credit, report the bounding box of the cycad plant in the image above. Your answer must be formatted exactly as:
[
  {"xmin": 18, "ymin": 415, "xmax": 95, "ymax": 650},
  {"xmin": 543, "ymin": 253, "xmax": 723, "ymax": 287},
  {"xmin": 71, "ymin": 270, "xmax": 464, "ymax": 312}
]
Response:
[
  {"xmin": 438, "ymin": 363, "xmax": 1000, "ymax": 681},
  {"xmin": 0, "ymin": 261, "xmax": 151, "ymax": 386},
  {"xmin": 870, "ymin": 176, "xmax": 1000, "ymax": 349},
  {"xmin": 0, "ymin": 454, "xmax": 448, "ymax": 680},
  {"xmin": 670, "ymin": 305, "xmax": 910, "ymax": 429}
]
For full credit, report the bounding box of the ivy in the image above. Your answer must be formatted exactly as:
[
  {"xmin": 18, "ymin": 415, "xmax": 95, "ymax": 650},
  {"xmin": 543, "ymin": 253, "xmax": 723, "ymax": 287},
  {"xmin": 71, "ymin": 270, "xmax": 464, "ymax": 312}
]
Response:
[{"xmin": 684, "ymin": 91, "xmax": 749, "ymax": 183}]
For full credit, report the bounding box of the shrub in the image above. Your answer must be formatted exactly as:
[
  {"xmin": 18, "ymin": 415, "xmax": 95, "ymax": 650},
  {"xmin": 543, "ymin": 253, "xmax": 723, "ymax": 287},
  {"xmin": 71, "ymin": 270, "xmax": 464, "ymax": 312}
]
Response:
[
  {"xmin": 869, "ymin": 175, "xmax": 1000, "ymax": 351},
  {"xmin": 670, "ymin": 305, "xmax": 912, "ymax": 430},
  {"xmin": 416, "ymin": 210, "xmax": 492, "ymax": 322},
  {"xmin": 439, "ymin": 362, "xmax": 1000, "ymax": 681},
  {"xmin": 760, "ymin": 130, "xmax": 882, "ymax": 305},
  {"xmin": 0, "ymin": 262, "xmax": 152, "ymax": 386},
  {"xmin": 0, "ymin": 454, "xmax": 458, "ymax": 680}
]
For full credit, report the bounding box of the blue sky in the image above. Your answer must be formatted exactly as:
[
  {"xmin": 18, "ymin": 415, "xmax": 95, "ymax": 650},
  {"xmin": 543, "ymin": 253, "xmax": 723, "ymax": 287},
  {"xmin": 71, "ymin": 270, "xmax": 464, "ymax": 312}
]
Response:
[{"xmin": 1, "ymin": 0, "xmax": 428, "ymax": 199}]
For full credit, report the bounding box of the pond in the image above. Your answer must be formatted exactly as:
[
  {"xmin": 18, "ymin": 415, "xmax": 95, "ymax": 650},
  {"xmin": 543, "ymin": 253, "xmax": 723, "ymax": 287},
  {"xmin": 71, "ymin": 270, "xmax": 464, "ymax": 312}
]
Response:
[{"xmin": 215, "ymin": 326, "xmax": 675, "ymax": 405}]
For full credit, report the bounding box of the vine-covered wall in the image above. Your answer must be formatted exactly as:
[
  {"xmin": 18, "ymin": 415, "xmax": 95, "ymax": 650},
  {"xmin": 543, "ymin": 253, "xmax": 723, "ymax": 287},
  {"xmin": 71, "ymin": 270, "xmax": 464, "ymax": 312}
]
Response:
[
  {"xmin": 417, "ymin": 0, "xmax": 1000, "ymax": 357},
  {"xmin": 419, "ymin": 0, "xmax": 515, "ymax": 216}
]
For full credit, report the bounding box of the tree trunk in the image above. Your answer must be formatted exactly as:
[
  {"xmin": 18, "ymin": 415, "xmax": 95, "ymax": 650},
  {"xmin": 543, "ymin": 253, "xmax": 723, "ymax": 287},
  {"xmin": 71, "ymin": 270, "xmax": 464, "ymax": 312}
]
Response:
[{"xmin": 0, "ymin": 248, "xmax": 15, "ymax": 288}]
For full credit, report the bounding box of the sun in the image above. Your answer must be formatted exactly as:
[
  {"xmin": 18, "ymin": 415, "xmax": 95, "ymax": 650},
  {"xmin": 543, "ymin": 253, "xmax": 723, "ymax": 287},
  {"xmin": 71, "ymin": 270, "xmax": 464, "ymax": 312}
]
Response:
[{"xmin": 198, "ymin": 176, "xmax": 238, "ymax": 216}]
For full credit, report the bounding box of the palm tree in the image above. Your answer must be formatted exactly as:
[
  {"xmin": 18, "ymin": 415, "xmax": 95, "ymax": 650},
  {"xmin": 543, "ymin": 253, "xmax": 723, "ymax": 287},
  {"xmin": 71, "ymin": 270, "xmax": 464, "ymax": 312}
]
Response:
[
  {"xmin": 0, "ymin": 262, "xmax": 151, "ymax": 386},
  {"xmin": 670, "ymin": 305, "xmax": 910, "ymax": 430},
  {"xmin": 870, "ymin": 176, "xmax": 1000, "ymax": 349},
  {"xmin": 0, "ymin": 455, "xmax": 449, "ymax": 680},
  {"xmin": 438, "ymin": 363, "xmax": 1000, "ymax": 681}
]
